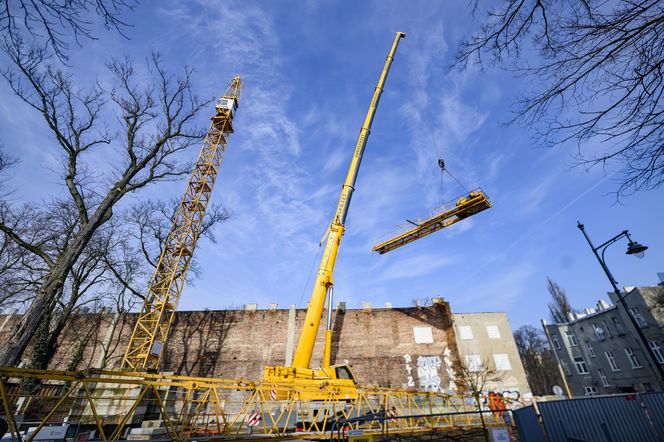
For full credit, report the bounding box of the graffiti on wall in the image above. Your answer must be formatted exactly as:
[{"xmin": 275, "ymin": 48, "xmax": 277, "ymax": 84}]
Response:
[
  {"xmin": 402, "ymin": 354, "xmax": 415, "ymax": 387},
  {"xmin": 403, "ymin": 347, "xmax": 457, "ymax": 393},
  {"xmin": 416, "ymin": 355, "xmax": 442, "ymax": 392},
  {"xmin": 479, "ymin": 389, "xmax": 525, "ymax": 411}
]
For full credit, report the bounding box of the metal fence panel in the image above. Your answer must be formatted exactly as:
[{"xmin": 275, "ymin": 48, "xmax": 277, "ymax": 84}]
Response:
[
  {"xmin": 513, "ymin": 405, "xmax": 545, "ymax": 442},
  {"xmin": 640, "ymin": 392, "xmax": 664, "ymax": 439},
  {"xmin": 538, "ymin": 395, "xmax": 658, "ymax": 442}
]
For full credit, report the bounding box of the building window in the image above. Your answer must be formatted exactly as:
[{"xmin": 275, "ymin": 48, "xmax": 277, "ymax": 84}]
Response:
[
  {"xmin": 605, "ymin": 351, "xmax": 620, "ymax": 371},
  {"xmin": 584, "ymin": 386, "xmax": 598, "ymax": 396},
  {"xmin": 650, "ymin": 341, "xmax": 664, "ymax": 364},
  {"xmin": 574, "ymin": 357, "xmax": 589, "ymax": 374},
  {"xmin": 552, "ymin": 335, "xmax": 561, "ymax": 350},
  {"xmin": 465, "ymin": 355, "xmax": 482, "ymax": 372},
  {"xmin": 486, "ymin": 325, "xmax": 501, "ymax": 339},
  {"xmin": 611, "ymin": 316, "xmax": 625, "ymax": 334},
  {"xmin": 598, "ymin": 369, "xmax": 609, "ymax": 387},
  {"xmin": 493, "ymin": 354, "xmax": 511, "ymax": 371},
  {"xmin": 586, "ymin": 341, "xmax": 596, "ymax": 357},
  {"xmin": 625, "ymin": 347, "xmax": 643, "ymax": 368},
  {"xmin": 593, "ymin": 324, "xmax": 606, "ymax": 340},
  {"xmin": 561, "ymin": 359, "xmax": 571, "ymax": 375},
  {"xmin": 459, "ymin": 326, "xmax": 474, "ymax": 340},
  {"xmin": 602, "ymin": 320, "xmax": 613, "ymax": 337},
  {"xmin": 630, "ymin": 307, "xmax": 648, "ymax": 328},
  {"xmin": 567, "ymin": 332, "xmax": 578, "ymax": 347}
]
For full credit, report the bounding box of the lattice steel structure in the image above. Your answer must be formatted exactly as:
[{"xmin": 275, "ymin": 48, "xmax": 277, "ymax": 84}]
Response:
[
  {"xmin": 122, "ymin": 77, "xmax": 242, "ymax": 370},
  {"xmin": 372, "ymin": 189, "xmax": 491, "ymax": 254},
  {"xmin": 0, "ymin": 366, "xmax": 513, "ymax": 442}
]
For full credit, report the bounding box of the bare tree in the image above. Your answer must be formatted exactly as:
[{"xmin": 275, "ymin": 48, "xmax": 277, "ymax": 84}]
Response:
[
  {"xmin": 0, "ymin": 44, "xmax": 213, "ymax": 366},
  {"xmin": 456, "ymin": 354, "xmax": 505, "ymax": 441},
  {"xmin": 456, "ymin": 1, "xmax": 664, "ymax": 197},
  {"xmin": 457, "ymin": 353, "xmax": 505, "ymax": 398},
  {"xmin": 513, "ymin": 325, "xmax": 561, "ymax": 395},
  {"xmin": 1, "ymin": 0, "xmax": 136, "ymax": 60},
  {"xmin": 0, "ymin": 146, "xmax": 14, "ymax": 173},
  {"xmin": 547, "ymin": 277, "xmax": 574, "ymax": 323}
]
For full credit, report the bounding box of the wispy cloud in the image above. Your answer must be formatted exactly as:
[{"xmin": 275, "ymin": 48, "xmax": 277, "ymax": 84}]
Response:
[
  {"xmin": 453, "ymin": 261, "xmax": 537, "ymax": 311},
  {"xmin": 380, "ymin": 253, "xmax": 458, "ymax": 281}
]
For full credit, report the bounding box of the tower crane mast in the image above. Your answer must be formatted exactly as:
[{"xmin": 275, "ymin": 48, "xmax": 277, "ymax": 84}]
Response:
[{"xmin": 122, "ymin": 77, "xmax": 242, "ymax": 370}]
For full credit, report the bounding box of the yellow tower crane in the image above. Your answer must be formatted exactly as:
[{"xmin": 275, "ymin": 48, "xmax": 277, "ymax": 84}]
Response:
[
  {"xmin": 122, "ymin": 77, "xmax": 242, "ymax": 370},
  {"xmin": 263, "ymin": 33, "xmax": 405, "ymax": 399}
]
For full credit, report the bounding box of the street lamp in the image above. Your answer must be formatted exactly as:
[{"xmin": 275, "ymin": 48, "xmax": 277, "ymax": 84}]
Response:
[{"xmin": 577, "ymin": 222, "xmax": 664, "ymax": 387}]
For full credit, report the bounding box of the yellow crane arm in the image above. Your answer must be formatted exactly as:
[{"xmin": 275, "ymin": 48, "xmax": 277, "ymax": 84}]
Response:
[
  {"xmin": 122, "ymin": 77, "xmax": 242, "ymax": 370},
  {"xmin": 291, "ymin": 33, "xmax": 405, "ymax": 369}
]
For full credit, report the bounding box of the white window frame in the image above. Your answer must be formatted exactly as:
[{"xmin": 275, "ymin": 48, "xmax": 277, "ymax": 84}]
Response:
[
  {"xmin": 584, "ymin": 386, "xmax": 598, "ymax": 396},
  {"xmin": 593, "ymin": 324, "xmax": 606, "ymax": 341},
  {"xmin": 630, "ymin": 307, "xmax": 648, "ymax": 328},
  {"xmin": 561, "ymin": 359, "xmax": 571, "ymax": 375},
  {"xmin": 459, "ymin": 326, "xmax": 474, "ymax": 340},
  {"xmin": 650, "ymin": 341, "xmax": 664, "ymax": 364},
  {"xmin": 465, "ymin": 354, "xmax": 482, "ymax": 372},
  {"xmin": 574, "ymin": 357, "xmax": 589, "ymax": 374},
  {"xmin": 486, "ymin": 325, "xmax": 501, "ymax": 339},
  {"xmin": 598, "ymin": 369, "xmax": 610, "ymax": 387},
  {"xmin": 586, "ymin": 341, "xmax": 596, "ymax": 357},
  {"xmin": 493, "ymin": 354, "xmax": 511, "ymax": 371},
  {"xmin": 567, "ymin": 332, "xmax": 578, "ymax": 347},
  {"xmin": 625, "ymin": 347, "xmax": 643, "ymax": 369},
  {"xmin": 611, "ymin": 316, "xmax": 625, "ymax": 334},
  {"xmin": 602, "ymin": 320, "xmax": 613, "ymax": 337},
  {"xmin": 605, "ymin": 351, "xmax": 620, "ymax": 371},
  {"xmin": 552, "ymin": 335, "xmax": 561, "ymax": 350}
]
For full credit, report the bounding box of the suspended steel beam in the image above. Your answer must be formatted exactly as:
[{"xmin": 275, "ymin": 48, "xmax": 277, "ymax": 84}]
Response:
[{"xmin": 372, "ymin": 189, "xmax": 491, "ymax": 254}]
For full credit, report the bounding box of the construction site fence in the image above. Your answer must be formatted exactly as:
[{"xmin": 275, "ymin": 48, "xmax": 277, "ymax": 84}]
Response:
[
  {"xmin": 514, "ymin": 391, "xmax": 664, "ymax": 442},
  {"xmin": 0, "ymin": 367, "xmax": 514, "ymax": 441},
  {"xmin": 329, "ymin": 407, "xmax": 513, "ymax": 442}
]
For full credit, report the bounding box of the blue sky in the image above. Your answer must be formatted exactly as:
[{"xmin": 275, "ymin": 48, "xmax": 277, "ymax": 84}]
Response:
[{"xmin": 1, "ymin": 1, "xmax": 662, "ymax": 330}]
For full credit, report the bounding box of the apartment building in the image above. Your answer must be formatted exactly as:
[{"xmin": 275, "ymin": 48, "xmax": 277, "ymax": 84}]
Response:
[
  {"xmin": 453, "ymin": 312, "xmax": 532, "ymax": 402},
  {"xmin": 542, "ymin": 284, "xmax": 664, "ymax": 396}
]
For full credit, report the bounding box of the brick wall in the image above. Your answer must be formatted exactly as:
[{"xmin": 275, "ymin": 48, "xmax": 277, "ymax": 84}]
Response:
[{"xmin": 0, "ymin": 300, "xmax": 460, "ymax": 392}]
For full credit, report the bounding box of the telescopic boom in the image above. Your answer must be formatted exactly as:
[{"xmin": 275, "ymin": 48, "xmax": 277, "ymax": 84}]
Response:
[{"xmin": 291, "ymin": 32, "xmax": 406, "ymax": 369}]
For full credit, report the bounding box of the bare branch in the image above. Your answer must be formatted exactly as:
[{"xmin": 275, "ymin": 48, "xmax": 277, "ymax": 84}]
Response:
[{"xmin": 455, "ymin": 0, "xmax": 664, "ymax": 198}]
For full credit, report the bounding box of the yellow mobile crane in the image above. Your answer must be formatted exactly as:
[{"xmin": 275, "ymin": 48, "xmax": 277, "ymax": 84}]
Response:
[
  {"xmin": 122, "ymin": 77, "xmax": 242, "ymax": 370},
  {"xmin": 263, "ymin": 33, "xmax": 405, "ymax": 399}
]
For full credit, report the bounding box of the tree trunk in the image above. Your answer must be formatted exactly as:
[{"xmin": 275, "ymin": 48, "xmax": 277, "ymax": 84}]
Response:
[{"xmin": 0, "ymin": 198, "xmax": 115, "ymax": 367}]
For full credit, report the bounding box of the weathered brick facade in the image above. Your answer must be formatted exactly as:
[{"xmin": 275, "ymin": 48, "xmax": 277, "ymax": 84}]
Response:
[{"xmin": 0, "ymin": 300, "xmax": 460, "ymax": 392}]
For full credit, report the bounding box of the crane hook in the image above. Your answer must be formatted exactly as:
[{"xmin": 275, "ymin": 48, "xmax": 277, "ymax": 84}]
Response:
[{"xmin": 438, "ymin": 159, "xmax": 445, "ymax": 171}]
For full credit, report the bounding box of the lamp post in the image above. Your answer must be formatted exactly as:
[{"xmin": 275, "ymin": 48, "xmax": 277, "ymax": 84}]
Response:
[{"xmin": 577, "ymin": 222, "xmax": 664, "ymax": 387}]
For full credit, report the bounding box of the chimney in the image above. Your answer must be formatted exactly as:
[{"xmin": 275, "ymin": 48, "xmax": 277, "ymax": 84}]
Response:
[
  {"xmin": 361, "ymin": 301, "xmax": 372, "ymax": 312},
  {"xmin": 268, "ymin": 303, "xmax": 278, "ymax": 311},
  {"xmin": 336, "ymin": 302, "xmax": 346, "ymax": 312},
  {"xmin": 244, "ymin": 303, "xmax": 257, "ymax": 312},
  {"xmin": 597, "ymin": 299, "xmax": 611, "ymax": 310}
]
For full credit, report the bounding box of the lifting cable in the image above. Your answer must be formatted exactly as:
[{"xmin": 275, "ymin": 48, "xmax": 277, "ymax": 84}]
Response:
[{"xmin": 412, "ymin": 66, "xmax": 471, "ymax": 206}]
